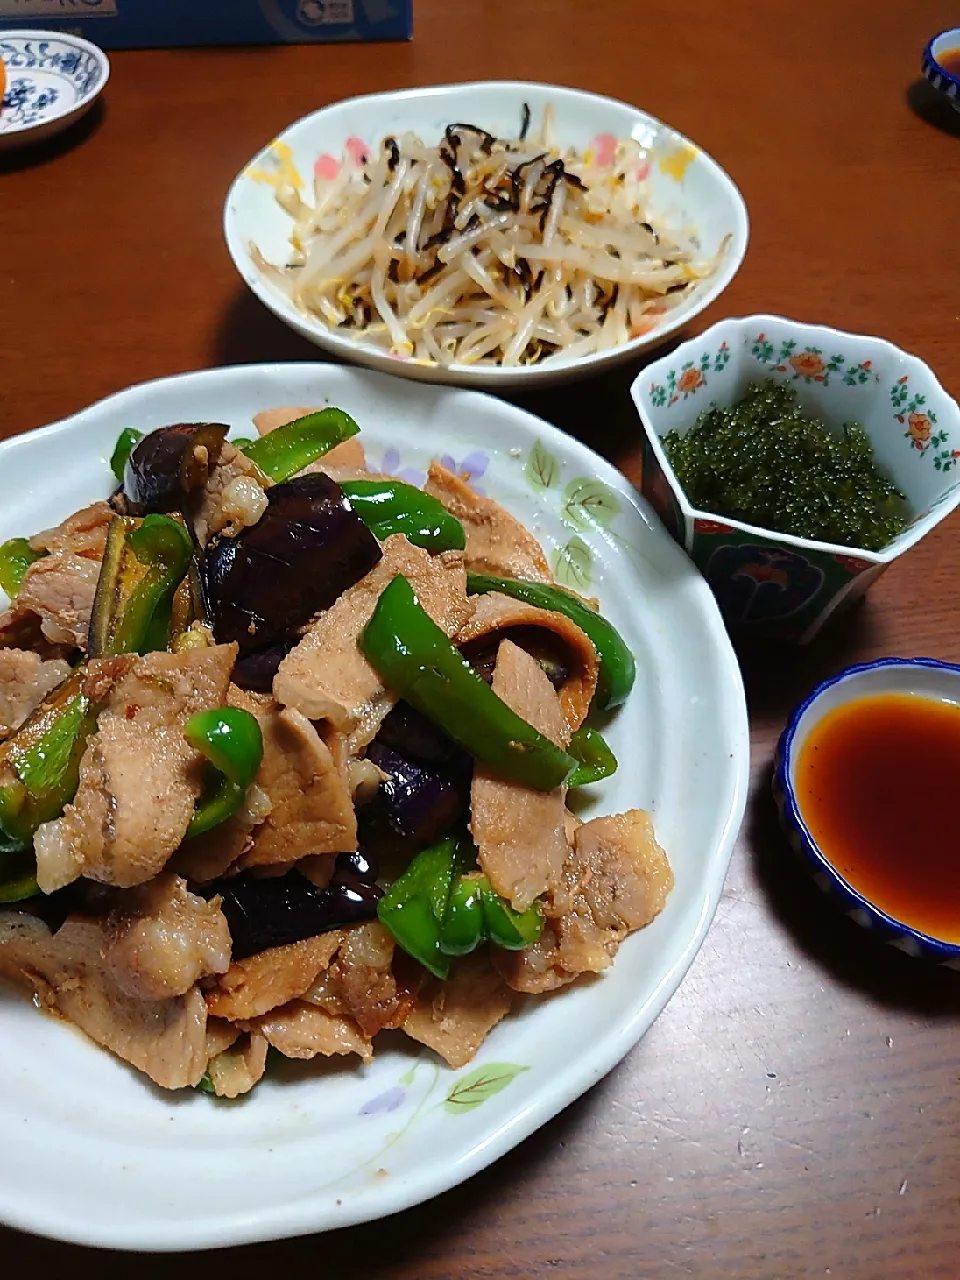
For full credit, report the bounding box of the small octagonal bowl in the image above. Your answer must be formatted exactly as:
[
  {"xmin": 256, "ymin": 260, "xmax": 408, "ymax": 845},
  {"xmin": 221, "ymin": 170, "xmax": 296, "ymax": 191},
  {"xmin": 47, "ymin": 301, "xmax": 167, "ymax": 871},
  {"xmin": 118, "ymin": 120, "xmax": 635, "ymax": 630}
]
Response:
[
  {"xmin": 773, "ymin": 657, "xmax": 960, "ymax": 968},
  {"xmin": 630, "ymin": 315, "xmax": 960, "ymax": 643}
]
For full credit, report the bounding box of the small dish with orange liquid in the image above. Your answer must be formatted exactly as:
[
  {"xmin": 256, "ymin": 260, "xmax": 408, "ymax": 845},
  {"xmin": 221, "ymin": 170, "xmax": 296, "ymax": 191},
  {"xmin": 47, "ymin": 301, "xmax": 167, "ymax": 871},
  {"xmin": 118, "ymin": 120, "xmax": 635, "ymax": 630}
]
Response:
[
  {"xmin": 775, "ymin": 657, "xmax": 960, "ymax": 966},
  {"xmin": 922, "ymin": 27, "xmax": 960, "ymax": 113}
]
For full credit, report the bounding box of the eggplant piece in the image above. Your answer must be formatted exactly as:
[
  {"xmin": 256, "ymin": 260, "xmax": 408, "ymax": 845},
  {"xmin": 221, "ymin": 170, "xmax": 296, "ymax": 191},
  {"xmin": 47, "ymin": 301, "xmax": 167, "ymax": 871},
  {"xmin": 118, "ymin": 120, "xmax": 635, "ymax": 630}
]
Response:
[
  {"xmin": 375, "ymin": 701, "xmax": 468, "ymax": 767},
  {"xmin": 123, "ymin": 423, "xmax": 229, "ymax": 516},
  {"xmin": 232, "ymin": 640, "xmax": 293, "ymax": 692},
  {"xmin": 362, "ymin": 740, "xmax": 470, "ymax": 855},
  {"xmin": 215, "ymin": 868, "xmax": 382, "ymax": 960},
  {"xmin": 199, "ymin": 473, "xmax": 382, "ymax": 655}
]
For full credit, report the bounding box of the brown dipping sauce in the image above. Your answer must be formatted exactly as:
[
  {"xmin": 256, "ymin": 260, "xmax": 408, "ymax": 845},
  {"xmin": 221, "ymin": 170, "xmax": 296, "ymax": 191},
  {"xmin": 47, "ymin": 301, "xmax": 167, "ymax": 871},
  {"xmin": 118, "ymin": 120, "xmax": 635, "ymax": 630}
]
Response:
[
  {"xmin": 795, "ymin": 692, "xmax": 960, "ymax": 944},
  {"xmin": 936, "ymin": 46, "xmax": 960, "ymax": 77}
]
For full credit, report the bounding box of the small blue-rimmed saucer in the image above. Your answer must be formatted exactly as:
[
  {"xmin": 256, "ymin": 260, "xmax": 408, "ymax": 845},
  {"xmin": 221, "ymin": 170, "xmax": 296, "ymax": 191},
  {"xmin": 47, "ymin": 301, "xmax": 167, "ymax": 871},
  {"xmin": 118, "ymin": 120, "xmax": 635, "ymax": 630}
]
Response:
[
  {"xmin": 922, "ymin": 27, "xmax": 960, "ymax": 112},
  {"xmin": 774, "ymin": 657, "xmax": 960, "ymax": 968},
  {"xmin": 0, "ymin": 29, "xmax": 109, "ymax": 150}
]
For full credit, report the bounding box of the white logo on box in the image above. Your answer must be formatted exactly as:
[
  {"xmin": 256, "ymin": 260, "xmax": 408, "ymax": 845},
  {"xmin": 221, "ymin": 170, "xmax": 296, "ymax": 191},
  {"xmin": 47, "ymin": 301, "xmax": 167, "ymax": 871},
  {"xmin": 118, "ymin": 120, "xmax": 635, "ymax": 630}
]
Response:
[{"xmin": 297, "ymin": 0, "xmax": 354, "ymax": 24}]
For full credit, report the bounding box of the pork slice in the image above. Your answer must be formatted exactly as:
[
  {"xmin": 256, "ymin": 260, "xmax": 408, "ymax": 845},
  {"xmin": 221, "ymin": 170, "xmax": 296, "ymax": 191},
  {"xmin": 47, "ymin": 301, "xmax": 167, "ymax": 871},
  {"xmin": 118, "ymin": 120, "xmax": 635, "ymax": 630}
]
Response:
[
  {"xmin": 103, "ymin": 873, "xmax": 232, "ymax": 1001},
  {"xmin": 239, "ymin": 707, "xmax": 356, "ymax": 868},
  {"xmin": 33, "ymin": 644, "xmax": 237, "ymax": 892},
  {"xmin": 0, "ymin": 913, "xmax": 208, "ymax": 1089},
  {"xmin": 425, "ymin": 462, "xmax": 553, "ymax": 583},
  {"xmin": 0, "ymin": 608, "xmax": 73, "ymax": 660},
  {"xmin": 494, "ymin": 809, "xmax": 673, "ymax": 995},
  {"xmin": 255, "ymin": 999, "xmax": 373, "ymax": 1062},
  {"xmin": 205, "ymin": 931, "xmax": 343, "ymax": 1020},
  {"xmin": 206, "ymin": 1032, "xmax": 269, "ymax": 1098},
  {"xmin": 455, "ymin": 591, "xmax": 599, "ymax": 735},
  {"xmin": 190, "ymin": 441, "xmax": 270, "ymax": 547},
  {"xmin": 402, "ymin": 950, "xmax": 514, "ymax": 1069},
  {"xmin": 470, "ymin": 639, "xmax": 569, "ymax": 912},
  {"xmin": 0, "ymin": 648, "xmax": 71, "ymax": 739},
  {"xmin": 14, "ymin": 551, "xmax": 101, "ymax": 649},
  {"xmin": 327, "ymin": 921, "xmax": 406, "ymax": 1037},
  {"xmin": 29, "ymin": 501, "xmax": 113, "ymax": 559},
  {"xmin": 206, "ymin": 1016, "xmax": 242, "ymax": 1059},
  {"xmin": 274, "ymin": 534, "xmax": 472, "ymax": 753},
  {"xmin": 252, "ymin": 405, "xmax": 369, "ymax": 477}
]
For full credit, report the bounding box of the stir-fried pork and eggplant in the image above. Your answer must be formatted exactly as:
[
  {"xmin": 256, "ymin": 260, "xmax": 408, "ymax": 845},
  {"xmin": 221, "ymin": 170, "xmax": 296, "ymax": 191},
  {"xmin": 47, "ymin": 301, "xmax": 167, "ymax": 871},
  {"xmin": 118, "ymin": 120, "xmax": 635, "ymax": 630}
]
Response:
[{"xmin": 0, "ymin": 409, "xmax": 672, "ymax": 1096}]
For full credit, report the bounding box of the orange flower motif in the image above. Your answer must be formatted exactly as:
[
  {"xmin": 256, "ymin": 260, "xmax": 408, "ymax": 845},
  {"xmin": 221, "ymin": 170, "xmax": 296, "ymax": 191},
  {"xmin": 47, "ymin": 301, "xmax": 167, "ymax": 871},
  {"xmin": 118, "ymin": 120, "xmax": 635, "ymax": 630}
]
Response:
[
  {"xmin": 908, "ymin": 412, "xmax": 932, "ymax": 446},
  {"xmin": 789, "ymin": 351, "xmax": 825, "ymax": 380},
  {"xmin": 677, "ymin": 367, "xmax": 703, "ymax": 394}
]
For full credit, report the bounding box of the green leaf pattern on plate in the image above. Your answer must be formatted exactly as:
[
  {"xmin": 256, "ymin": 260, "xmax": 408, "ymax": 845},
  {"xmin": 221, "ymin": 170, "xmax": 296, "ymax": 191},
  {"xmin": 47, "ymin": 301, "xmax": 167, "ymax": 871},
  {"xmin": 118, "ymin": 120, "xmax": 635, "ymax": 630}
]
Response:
[
  {"xmin": 443, "ymin": 1063, "xmax": 529, "ymax": 1114},
  {"xmin": 524, "ymin": 440, "xmax": 561, "ymax": 491},
  {"xmin": 560, "ymin": 478, "xmax": 621, "ymax": 532},
  {"xmin": 553, "ymin": 536, "xmax": 593, "ymax": 590}
]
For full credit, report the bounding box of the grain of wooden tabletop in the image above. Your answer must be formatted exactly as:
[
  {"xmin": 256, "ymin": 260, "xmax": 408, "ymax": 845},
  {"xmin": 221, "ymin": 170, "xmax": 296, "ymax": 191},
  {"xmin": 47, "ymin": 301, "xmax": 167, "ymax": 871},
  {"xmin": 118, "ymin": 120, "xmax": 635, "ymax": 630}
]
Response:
[{"xmin": 1, "ymin": 1, "xmax": 959, "ymax": 1275}]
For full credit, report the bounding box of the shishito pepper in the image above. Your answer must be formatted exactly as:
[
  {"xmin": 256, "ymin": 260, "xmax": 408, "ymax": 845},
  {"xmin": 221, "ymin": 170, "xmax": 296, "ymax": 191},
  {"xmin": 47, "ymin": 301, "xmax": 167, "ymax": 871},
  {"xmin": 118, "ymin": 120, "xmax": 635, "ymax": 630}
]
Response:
[
  {"xmin": 109, "ymin": 428, "xmax": 143, "ymax": 483},
  {"xmin": 567, "ymin": 724, "xmax": 618, "ymax": 787},
  {"xmin": 479, "ymin": 879, "xmax": 544, "ymax": 949},
  {"xmin": 361, "ymin": 575, "xmax": 576, "ymax": 791},
  {"xmin": 240, "ymin": 409, "xmax": 360, "ymax": 483},
  {"xmin": 0, "ymin": 537, "xmax": 45, "ymax": 599},
  {"xmin": 88, "ymin": 513, "xmax": 194, "ymax": 658},
  {"xmin": 0, "ymin": 671, "xmax": 97, "ymax": 880},
  {"xmin": 339, "ymin": 480, "xmax": 466, "ymax": 552},
  {"xmin": 465, "ymin": 572, "xmax": 636, "ymax": 711},
  {"xmin": 377, "ymin": 834, "xmax": 459, "ymax": 978},
  {"xmin": 380, "ymin": 833, "xmax": 544, "ymax": 969},
  {"xmin": 183, "ymin": 707, "xmax": 264, "ymax": 839}
]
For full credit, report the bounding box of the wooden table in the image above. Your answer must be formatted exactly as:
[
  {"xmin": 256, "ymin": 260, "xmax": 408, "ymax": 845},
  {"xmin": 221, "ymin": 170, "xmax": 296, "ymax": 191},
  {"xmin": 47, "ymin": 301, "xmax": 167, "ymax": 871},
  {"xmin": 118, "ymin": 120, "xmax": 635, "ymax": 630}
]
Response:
[{"xmin": 2, "ymin": 1, "xmax": 959, "ymax": 1274}]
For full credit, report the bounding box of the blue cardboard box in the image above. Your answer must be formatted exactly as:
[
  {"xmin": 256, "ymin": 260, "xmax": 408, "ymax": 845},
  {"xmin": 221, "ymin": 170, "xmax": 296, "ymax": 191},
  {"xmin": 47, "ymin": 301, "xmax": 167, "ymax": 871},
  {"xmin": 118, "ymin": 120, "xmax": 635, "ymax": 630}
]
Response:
[{"xmin": 0, "ymin": 0, "xmax": 412, "ymax": 47}]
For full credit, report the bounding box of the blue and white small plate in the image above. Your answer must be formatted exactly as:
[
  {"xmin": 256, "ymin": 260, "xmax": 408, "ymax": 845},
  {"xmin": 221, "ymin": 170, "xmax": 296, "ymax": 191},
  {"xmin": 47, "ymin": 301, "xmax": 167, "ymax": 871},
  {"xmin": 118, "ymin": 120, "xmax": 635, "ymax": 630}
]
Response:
[
  {"xmin": 0, "ymin": 29, "xmax": 109, "ymax": 150},
  {"xmin": 921, "ymin": 27, "xmax": 960, "ymax": 112},
  {"xmin": 774, "ymin": 657, "xmax": 960, "ymax": 968}
]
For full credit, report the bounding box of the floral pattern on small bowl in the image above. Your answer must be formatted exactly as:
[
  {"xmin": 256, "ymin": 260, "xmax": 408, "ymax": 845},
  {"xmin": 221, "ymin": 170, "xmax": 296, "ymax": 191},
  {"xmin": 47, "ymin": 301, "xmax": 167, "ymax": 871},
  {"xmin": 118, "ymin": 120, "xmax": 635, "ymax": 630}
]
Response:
[
  {"xmin": 751, "ymin": 335, "xmax": 877, "ymax": 387},
  {"xmin": 891, "ymin": 375, "xmax": 959, "ymax": 472},
  {"xmin": 649, "ymin": 341, "xmax": 730, "ymax": 406},
  {"xmin": 1, "ymin": 77, "xmax": 58, "ymax": 128},
  {"xmin": 630, "ymin": 314, "xmax": 960, "ymax": 642}
]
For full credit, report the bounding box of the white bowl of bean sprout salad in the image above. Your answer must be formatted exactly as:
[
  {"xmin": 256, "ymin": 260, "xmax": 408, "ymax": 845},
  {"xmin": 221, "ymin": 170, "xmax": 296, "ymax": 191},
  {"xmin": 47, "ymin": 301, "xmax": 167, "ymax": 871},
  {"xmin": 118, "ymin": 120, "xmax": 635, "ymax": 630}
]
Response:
[{"xmin": 224, "ymin": 81, "xmax": 749, "ymax": 388}]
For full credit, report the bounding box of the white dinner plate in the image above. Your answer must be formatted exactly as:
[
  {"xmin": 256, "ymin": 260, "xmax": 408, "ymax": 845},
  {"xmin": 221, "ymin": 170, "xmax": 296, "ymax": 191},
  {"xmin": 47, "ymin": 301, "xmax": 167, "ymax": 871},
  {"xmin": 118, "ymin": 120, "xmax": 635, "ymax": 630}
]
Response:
[
  {"xmin": 224, "ymin": 81, "xmax": 749, "ymax": 388},
  {"xmin": 0, "ymin": 364, "xmax": 749, "ymax": 1250}
]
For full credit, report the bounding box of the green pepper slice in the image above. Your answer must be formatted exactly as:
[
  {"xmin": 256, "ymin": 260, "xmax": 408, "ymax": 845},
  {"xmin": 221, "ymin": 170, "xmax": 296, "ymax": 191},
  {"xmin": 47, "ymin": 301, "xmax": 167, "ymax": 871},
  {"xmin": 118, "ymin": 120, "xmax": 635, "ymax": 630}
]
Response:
[
  {"xmin": 376, "ymin": 835, "xmax": 459, "ymax": 978},
  {"xmin": 184, "ymin": 708, "xmax": 264, "ymax": 790},
  {"xmin": 439, "ymin": 871, "xmax": 486, "ymax": 956},
  {"xmin": 183, "ymin": 707, "xmax": 264, "ymax": 839},
  {"xmin": 361, "ymin": 576, "xmax": 576, "ymax": 792},
  {"xmin": 0, "ymin": 850, "xmax": 40, "ymax": 904},
  {"xmin": 567, "ymin": 724, "xmax": 618, "ymax": 786},
  {"xmin": 240, "ymin": 409, "xmax": 360, "ymax": 483},
  {"xmin": 0, "ymin": 673, "xmax": 96, "ymax": 849},
  {"xmin": 339, "ymin": 480, "xmax": 466, "ymax": 552},
  {"xmin": 0, "ymin": 537, "xmax": 45, "ymax": 599},
  {"xmin": 109, "ymin": 428, "xmax": 143, "ymax": 483},
  {"xmin": 89, "ymin": 514, "xmax": 194, "ymax": 658},
  {"xmin": 480, "ymin": 879, "xmax": 545, "ymax": 950},
  {"xmin": 466, "ymin": 573, "xmax": 636, "ymax": 711}
]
